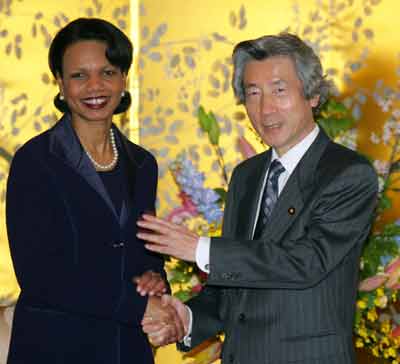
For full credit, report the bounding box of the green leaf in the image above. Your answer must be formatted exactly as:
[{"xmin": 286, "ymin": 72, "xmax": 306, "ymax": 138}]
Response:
[
  {"xmin": 317, "ymin": 99, "xmax": 355, "ymax": 139},
  {"xmin": 361, "ymin": 230, "xmax": 399, "ymax": 279},
  {"xmin": 354, "ymin": 308, "xmax": 361, "ymax": 326},
  {"xmin": 377, "ymin": 194, "xmax": 392, "ymax": 212},
  {"xmin": 0, "ymin": 146, "xmax": 12, "ymax": 164},
  {"xmin": 390, "ymin": 159, "xmax": 400, "ymax": 173},
  {"xmin": 174, "ymin": 290, "xmax": 192, "ymax": 302},
  {"xmin": 208, "ymin": 111, "xmax": 220, "ymax": 145},
  {"xmin": 317, "ymin": 117, "xmax": 355, "ymax": 139},
  {"xmin": 326, "ymin": 99, "xmax": 347, "ymax": 113},
  {"xmin": 169, "ymin": 270, "xmax": 191, "ymax": 284},
  {"xmin": 198, "ymin": 106, "xmax": 211, "ymax": 132},
  {"xmin": 214, "ymin": 188, "xmax": 227, "ymax": 203}
]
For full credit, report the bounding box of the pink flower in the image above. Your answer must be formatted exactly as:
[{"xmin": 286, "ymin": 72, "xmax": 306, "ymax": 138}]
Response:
[
  {"xmin": 179, "ymin": 192, "xmax": 198, "ymax": 214},
  {"xmin": 237, "ymin": 136, "xmax": 256, "ymax": 159},
  {"xmin": 384, "ymin": 257, "xmax": 400, "ymax": 274},
  {"xmin": 359, "ymin": 274, "xmax": 388, "ymax": 291},
  {"xmin": 198, "ymin": 271, "xmax": 208, "ymax": 281},
  {"xmin": 191, "ymin": 284, "xmax": 203, "ymax": 294},
  {"xmin": 392, "ymin": 325, "xmax": 400, "ymax": 338},
  {"xmin": 165, "ymin": 192, "xmax": 198, "ymax": 223},
  {"xmin": 384, "ymin": 257, "xmax": 400, "ymax": 289}
]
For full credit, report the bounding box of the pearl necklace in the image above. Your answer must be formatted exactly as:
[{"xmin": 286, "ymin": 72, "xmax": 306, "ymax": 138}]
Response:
[{"xmin": 84, "ymin": 128, "xmax": 119, "ymax": 170}]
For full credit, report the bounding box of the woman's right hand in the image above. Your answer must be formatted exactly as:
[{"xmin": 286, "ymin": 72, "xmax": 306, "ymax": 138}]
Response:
[{"xmin": 133, "ymin": 270, "xmax": 168, "ymax": 296}]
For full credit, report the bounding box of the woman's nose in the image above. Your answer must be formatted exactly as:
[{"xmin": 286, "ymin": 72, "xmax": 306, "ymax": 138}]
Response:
[{"xmin": 86, "ymin": 74, "xmax": 104, "ymax": 91}]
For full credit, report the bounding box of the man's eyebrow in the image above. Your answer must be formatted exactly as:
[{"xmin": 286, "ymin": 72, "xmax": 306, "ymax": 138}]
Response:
[
  {"xmin": 244, "ymin": 83, "xmax": 258, "ymax": 88},
  {"xmin": 272, "ymin": 79, "xmax": 287, "ymax": 86}
]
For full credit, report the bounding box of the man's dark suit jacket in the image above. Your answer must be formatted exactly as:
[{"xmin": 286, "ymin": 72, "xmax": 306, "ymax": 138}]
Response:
[
  {"xmin": 184, "ymin": 129, "xmax": 378, "ymax": 364},
  {"xmin": 6, "ymin": 114, "xmax": 163, "ymax": 364}
]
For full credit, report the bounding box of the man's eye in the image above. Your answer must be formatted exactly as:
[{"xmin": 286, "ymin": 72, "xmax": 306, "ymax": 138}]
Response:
[
  {"xmin": 245, "ymin": 89, "xmax": 260, "ymax": 97},
  {"xmin": 274, "ymin": 87, "xmax": 286, "ymax": 95}
]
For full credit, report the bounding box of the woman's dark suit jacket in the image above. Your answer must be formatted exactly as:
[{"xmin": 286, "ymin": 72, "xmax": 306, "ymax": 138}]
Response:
[{"xmin": 6, "ymin": 114, "xmax": 164, "ymax": 364}]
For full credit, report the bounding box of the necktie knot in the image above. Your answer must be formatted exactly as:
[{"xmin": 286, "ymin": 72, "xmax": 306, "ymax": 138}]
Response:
[{"xmin": 268, "ymin": 159, "xmax": 285, "ymax": 181}]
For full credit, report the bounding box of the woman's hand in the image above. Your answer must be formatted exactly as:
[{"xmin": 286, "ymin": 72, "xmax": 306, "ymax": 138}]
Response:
[{"xmin": 133, "ymin": 270, "xmax": 168, "ymax": 296}]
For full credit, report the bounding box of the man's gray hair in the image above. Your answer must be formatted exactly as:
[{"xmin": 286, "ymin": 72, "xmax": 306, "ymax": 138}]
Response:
[{"xmin": 232, "ymin": 33, "xmax": 330, "ymax": 115}]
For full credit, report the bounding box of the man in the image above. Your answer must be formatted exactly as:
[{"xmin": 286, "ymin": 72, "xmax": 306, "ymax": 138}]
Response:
[{"xmin": 137, "ymin": 33, "xmax": 378, "ymax": 363}]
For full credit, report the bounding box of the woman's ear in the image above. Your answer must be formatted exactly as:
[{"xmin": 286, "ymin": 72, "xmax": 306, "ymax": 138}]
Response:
[
  {"xmin": 56, "ymin": 73, "xmax": 64, "ymax": 98},
  {"xmin": 122, "ymin": 72, "xmax": 127, "ymax": 90}
]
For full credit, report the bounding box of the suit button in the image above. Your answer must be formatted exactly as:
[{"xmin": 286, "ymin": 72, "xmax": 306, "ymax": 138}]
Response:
[
  {"xmin": 222, "ymin": 272, "xmax": 232, "ymax": 280},
  {"xmin": 238, "ymin": 313, "xmax": 246, "ymax": 322},
  {"xmin": 111, "ymin": 242, "xmax": 125, "ymax": 248}
]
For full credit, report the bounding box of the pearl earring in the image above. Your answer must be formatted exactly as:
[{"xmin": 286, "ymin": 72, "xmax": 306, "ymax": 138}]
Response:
[
  {"xmin": 121, "ymin": 91, "xmax": 125, "ymax": 97},
  {"xmin": 59, "ymin": 94, "xmax": 64, "ymax": 100}
]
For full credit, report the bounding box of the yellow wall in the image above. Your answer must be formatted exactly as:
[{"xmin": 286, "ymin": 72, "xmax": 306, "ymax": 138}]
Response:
[{"xmin": 1, "ymin": 0, "xmax": 400, "ymax": 363}]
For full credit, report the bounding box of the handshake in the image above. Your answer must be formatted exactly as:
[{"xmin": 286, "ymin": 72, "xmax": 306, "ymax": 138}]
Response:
[
  {"xmin": 142, "ymin": 295, "xmax": 189, "ymax": 347},
  {"xmin": 134, "ymin": 270, "xmax": 189, "ymax": 347}
]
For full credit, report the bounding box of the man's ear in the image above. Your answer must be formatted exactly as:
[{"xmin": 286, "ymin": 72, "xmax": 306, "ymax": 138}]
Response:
[{"xmin": 309, "ymin": 94, "xmax": 320, "ymax": 108}]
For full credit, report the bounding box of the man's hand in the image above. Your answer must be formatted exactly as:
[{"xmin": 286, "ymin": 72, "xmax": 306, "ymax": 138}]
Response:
[
  {"xmin": 133, "ymin": 270, "xmax": 167, "ymax": 296},
  {"xmin": 137, "ymin": 214, "xmax": 199, "ymax": 262},
  {"xmin": 142, "ymin": 295, "xmax": 190, "ymax": 347},
  {"xmin": 142, "ymin": 296, "xmax": 185, "ymax": 346}
]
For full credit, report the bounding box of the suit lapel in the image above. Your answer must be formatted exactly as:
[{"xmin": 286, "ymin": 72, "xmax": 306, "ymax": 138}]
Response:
[
  {"xmin": 259, "ymin": 129, "xmax": 331, "ymax": 242},
  {"xmin": 114, "ymin": 127, "xmax": 150, "ymax": 226},
  {"xmin": 236, "ymin": 151, "xmax": 271, "ymax": 239},
  {"xmin": 49, "ymin": 114, "xmax": 119, "ymax": 220},
  {"xmin": 115, "ymin": 129, "xmax": 137, "ymax": 226}
]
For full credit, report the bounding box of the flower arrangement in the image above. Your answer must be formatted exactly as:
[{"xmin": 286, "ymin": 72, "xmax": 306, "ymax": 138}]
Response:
[
  {"xmin": 165, "ymin": 107, "xmax": 226, "ymax": 302},
  {"xmin": 352, "ymin": 79, "xmax": 400, "ymax": 362}
]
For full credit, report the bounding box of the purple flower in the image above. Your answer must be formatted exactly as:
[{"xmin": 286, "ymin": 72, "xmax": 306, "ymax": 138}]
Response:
[{"xmin": 171, "ymin": 152, "xmax": 224, "ymax": 225}]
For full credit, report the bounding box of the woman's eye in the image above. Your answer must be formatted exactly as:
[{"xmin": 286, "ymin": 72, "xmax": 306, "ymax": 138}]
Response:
[
  {"xmin": 70, "ymin": 72, "xmax": 85, "ymax": 79},
  {"xmin": 103, "ymin": 69, "xmax": 116, "ymax": 77}
]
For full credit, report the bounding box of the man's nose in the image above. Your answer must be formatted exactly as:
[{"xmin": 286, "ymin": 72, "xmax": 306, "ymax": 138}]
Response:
[{"xmin": 261, "ymin": 95, "xmax": 277, "ymax": 115}]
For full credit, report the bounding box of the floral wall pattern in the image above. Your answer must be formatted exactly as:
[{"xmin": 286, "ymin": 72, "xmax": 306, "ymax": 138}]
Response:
[
  {"xmin": 0, "ymin": 0, "xmax": 399, "ymax": 363},
  {"xmin": 137, "ymin": 0, "xmax": 399, "ymax": 223}
]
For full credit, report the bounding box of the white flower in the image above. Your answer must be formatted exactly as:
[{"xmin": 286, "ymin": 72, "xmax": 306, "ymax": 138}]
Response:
[
  {"xmin": 370, "ymin": 132, "xmax": 380, "ymax": 144},
  {"xmin": 373, "ymin": 160, "xmax": 390, "ymax": 175}
]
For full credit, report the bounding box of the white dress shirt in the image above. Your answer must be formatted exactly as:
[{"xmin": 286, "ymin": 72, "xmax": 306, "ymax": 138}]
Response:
[{"xmin": 183, "ymin": 125, "xmax": 320, "ymax": 344}]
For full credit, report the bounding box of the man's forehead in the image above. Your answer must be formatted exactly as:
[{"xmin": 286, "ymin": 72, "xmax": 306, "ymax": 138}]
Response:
[
  {"xmin": 243, "ymin": 57, "xmax": 299, "ymax": 84},
  {"xmin": 244, "ymin": 79, "xmax": 286, "ymax": 87}
]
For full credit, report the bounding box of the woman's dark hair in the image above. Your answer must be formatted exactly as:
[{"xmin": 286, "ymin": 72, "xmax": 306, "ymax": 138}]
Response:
[{"xmin": 49, "ymin": 17, "xmax": 133, "ymax": 114}]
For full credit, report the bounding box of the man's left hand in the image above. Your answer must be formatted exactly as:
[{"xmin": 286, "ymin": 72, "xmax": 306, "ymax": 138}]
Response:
[{"xmin": 137, "ymin": 214, "xmax": 198, "ymax": 262}]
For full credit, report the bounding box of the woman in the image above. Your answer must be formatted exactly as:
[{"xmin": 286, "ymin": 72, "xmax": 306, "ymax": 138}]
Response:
[{"xmin": 6, "ymin": 18, "xmax": 178, "ymax": 364}]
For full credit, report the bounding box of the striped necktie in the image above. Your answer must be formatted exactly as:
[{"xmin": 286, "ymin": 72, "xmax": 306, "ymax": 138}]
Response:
[{"xmin": 254, "ymin": 159, "xmax": 285, "ymax": 238}]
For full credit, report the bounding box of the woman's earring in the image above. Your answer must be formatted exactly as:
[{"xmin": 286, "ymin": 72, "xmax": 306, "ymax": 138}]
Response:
[
  {"xmin": 59, "ymin": 94, "xmax": 64, "ymax": 100},
  {"xmin": 121, "ymin": 91, "xmax": 125, "ymax": 97}
]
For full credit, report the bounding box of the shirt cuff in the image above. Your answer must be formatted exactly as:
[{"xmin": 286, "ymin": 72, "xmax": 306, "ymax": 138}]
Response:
[
  {"xmin": 196, "ymin": 236, "xmax": 210, "ymax": 273},
  {"xmin": 182, "ymin": 305, "xmax": 193, "ymax": 347}
]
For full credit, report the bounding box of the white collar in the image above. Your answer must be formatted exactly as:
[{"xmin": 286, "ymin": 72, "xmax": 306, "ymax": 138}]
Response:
[{"xmin": 271, "ymin": 125, "xmax": 320, "ymax": 175}]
